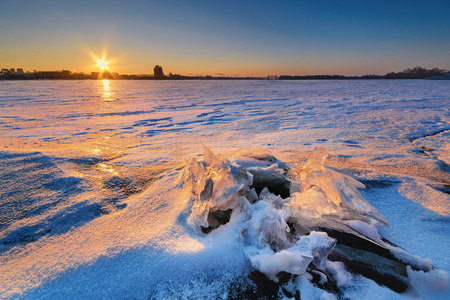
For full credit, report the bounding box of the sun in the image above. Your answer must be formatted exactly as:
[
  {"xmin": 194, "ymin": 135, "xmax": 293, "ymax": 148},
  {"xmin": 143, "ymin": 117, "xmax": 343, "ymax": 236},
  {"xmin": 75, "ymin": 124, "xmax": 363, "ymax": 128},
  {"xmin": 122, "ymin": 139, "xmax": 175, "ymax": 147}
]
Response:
[
  {"xmin": 83, "ymin": 44, "xmax": 118, "ymax": 73},
  {"xmin": 99, "ymin": 60, "xmax": 107, "ymax": 69}
]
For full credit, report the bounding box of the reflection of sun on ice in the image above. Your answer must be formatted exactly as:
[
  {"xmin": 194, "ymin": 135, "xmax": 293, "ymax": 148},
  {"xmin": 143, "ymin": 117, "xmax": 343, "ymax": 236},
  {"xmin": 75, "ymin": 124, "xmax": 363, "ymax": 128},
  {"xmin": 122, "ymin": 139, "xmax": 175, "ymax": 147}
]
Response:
[{"xmin": 102, "ymin": 79, "xmax": 111, "ymax": 100}]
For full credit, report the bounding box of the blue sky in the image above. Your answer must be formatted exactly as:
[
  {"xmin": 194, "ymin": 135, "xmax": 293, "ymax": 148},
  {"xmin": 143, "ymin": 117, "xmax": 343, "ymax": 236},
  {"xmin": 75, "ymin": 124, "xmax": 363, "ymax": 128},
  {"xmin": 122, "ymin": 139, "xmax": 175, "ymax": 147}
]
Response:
[{"xmin": 1, "ymin": 0, "xmax": 449, "ymax": 76}]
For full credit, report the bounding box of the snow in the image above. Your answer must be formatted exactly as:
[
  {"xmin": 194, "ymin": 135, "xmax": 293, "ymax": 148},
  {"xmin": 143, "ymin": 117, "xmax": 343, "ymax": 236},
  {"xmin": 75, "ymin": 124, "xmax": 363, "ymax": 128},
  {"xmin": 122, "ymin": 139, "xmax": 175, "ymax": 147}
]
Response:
[{"xmin": 0, "ymin": 79, "xmax": 449, "ymax": 299}]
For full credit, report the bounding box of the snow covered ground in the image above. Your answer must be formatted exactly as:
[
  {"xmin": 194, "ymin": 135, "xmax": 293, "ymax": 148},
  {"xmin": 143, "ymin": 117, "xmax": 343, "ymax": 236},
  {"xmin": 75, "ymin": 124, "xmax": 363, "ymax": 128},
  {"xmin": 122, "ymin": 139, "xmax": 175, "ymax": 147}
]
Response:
[{"xmin": 0, "ymin": 79, "xmax": 449, "ymax": 299}]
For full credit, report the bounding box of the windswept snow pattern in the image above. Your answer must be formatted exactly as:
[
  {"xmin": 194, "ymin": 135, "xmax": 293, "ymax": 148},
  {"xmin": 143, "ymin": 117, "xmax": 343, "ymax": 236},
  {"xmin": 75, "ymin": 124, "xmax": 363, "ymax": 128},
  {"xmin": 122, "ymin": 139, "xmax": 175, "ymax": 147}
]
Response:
[{"xmin": 0, "ymin": 80, "xmax": 449, "ymax": 299}]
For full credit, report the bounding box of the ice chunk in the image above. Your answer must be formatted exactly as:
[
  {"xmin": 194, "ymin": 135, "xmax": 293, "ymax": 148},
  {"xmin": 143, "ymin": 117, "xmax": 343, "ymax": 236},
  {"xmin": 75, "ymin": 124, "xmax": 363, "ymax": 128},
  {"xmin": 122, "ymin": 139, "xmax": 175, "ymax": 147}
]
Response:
[
  {"xmin": 249, "ymin": 232, "xmax": 335, "ymax": 281},
  {"xmin": 288, "ymin": 148, "xmax": 388, "ymax": 226},
  {"xmin": 184, "ymin": 146, "xmax": 446, "ymax": 297},
  {"xmin": 250, "ymin": 247, "xmax": 313, "ymax": 281},
  {"xmin": 344, "ymin": 220, "xmax": 381, "ymax": 242},
  {"xmin": 187, "ymin": 146, "xmax": 253, "ymax": 233},
  {"xmin": 249, "ymin": 200, "xmax": 290, "ymax": 250},
  {"xmin": 229, "ymin": 147, "xmax": 280, "ymax": 169}
]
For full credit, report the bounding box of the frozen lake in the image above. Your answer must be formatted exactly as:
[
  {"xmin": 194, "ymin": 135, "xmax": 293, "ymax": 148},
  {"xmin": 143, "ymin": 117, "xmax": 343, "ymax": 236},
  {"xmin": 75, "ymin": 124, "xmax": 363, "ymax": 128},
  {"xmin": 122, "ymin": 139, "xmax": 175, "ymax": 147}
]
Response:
[{"xmin": 0, "ymin": 80, "xmax": 449, "ymax": 299}]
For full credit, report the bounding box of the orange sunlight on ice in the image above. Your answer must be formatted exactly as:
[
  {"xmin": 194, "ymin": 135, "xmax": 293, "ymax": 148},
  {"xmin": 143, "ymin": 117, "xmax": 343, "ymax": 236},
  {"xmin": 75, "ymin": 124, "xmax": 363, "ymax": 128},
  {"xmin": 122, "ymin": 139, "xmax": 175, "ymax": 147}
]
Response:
[{"xmin": 0, "ymin": 164, "xmax": 190, "ymax": 297}]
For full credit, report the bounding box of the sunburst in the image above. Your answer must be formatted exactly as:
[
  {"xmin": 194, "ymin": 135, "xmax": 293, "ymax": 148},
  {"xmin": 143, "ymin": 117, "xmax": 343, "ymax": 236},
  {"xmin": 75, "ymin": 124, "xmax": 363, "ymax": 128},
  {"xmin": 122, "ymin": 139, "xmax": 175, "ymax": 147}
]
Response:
[{"xmin": 83, "ymin": 44, "xmax": 118, "ymax": 72}]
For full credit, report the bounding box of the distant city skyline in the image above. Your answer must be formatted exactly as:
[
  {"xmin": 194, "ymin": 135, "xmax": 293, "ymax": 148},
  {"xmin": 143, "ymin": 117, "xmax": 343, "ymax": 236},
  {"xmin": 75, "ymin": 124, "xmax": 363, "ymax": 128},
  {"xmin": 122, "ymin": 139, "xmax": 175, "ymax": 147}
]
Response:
[{"xmin": 1, "ymin": 0, "xmax": 449, "ymax": 77}]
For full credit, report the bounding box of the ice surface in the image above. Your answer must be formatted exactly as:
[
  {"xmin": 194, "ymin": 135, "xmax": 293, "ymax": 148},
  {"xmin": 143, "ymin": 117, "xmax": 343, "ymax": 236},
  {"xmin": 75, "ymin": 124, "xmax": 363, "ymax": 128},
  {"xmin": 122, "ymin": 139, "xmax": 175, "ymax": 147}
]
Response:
[{"xmin": 0, "ymin": 80, "xmax": 449, "ymax": 299}]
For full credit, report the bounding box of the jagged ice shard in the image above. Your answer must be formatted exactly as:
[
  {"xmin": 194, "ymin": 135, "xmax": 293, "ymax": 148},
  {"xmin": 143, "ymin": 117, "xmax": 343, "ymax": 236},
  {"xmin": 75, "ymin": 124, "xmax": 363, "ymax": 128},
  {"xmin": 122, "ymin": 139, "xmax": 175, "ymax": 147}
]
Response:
[{"xmin": 185, "ymin": 146, "xmax": 448, "ymax": 297}]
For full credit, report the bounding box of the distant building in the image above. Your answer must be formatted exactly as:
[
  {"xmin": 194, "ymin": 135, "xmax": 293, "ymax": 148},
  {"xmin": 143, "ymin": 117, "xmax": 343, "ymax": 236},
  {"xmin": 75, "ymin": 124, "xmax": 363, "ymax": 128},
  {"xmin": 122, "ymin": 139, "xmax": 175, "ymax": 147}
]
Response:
[
  {"xmin": 16, "ymin": 68, "xmax": 24, "ymax": 74},
  {"xmin": 91, "ymin": 72, "xmax": 101, "ymax": 79},
  {"xmin": 36, "ymin": 70, "xmax": 71, "ymax": 79},
  {"xmin": 153, "ymin": 65, "xmax": 165, "ymax": 78},
  {"xmin": 9, "ymin": 68, "xmax": 15, "ymax": 74},
  {"xmin": 168, "ymin": 73, "xmax": 183, "ymax": 79},
  {"xmin": 90, "ymin": 71, "xmax": 121, "ymax": 80}
]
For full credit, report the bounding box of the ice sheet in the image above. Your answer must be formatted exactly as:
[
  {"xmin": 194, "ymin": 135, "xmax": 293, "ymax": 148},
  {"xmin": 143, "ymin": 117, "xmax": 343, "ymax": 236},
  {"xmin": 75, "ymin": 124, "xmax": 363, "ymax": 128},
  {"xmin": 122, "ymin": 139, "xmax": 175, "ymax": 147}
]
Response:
[{"xmin": 0, "ymin": 80, "xmax": 449, "ymax": 299}]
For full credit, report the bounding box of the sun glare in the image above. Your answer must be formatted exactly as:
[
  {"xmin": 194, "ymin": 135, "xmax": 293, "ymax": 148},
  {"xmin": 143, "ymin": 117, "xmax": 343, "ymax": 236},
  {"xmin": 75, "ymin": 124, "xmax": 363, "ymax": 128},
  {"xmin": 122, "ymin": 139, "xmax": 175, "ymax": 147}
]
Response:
[
  {"xmin": 83, "ymin": 44, "xmax": 118, "ymax": 73},
  {"xmin": 99, "ymin": 61, "xmax": 107, "ymax": 69}
]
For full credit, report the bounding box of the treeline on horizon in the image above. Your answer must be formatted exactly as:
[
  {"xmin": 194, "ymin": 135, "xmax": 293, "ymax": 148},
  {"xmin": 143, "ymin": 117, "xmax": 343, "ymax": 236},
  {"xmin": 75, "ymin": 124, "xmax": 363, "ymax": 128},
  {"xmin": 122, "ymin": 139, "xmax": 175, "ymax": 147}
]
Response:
[{"xmin": 279, "ymin": 66, "xmax": 448, "ymax": 80}]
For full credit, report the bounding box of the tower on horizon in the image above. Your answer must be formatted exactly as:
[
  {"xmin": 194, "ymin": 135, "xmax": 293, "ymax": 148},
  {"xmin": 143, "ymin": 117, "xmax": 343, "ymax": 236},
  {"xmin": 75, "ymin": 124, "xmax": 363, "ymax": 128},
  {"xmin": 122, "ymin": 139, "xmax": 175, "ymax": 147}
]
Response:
[{"xmin": 154, "ymin": 65, "xmax": 164, "ymax": 78}]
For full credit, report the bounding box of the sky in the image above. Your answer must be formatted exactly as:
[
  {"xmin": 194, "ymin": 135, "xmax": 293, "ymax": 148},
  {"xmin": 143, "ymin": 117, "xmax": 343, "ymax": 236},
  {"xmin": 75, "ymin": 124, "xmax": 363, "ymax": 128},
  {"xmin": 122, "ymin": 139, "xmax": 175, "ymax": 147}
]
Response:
[{"xmin": 1, "ymin": 0, "xmax": 449, "ymax": 76}]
